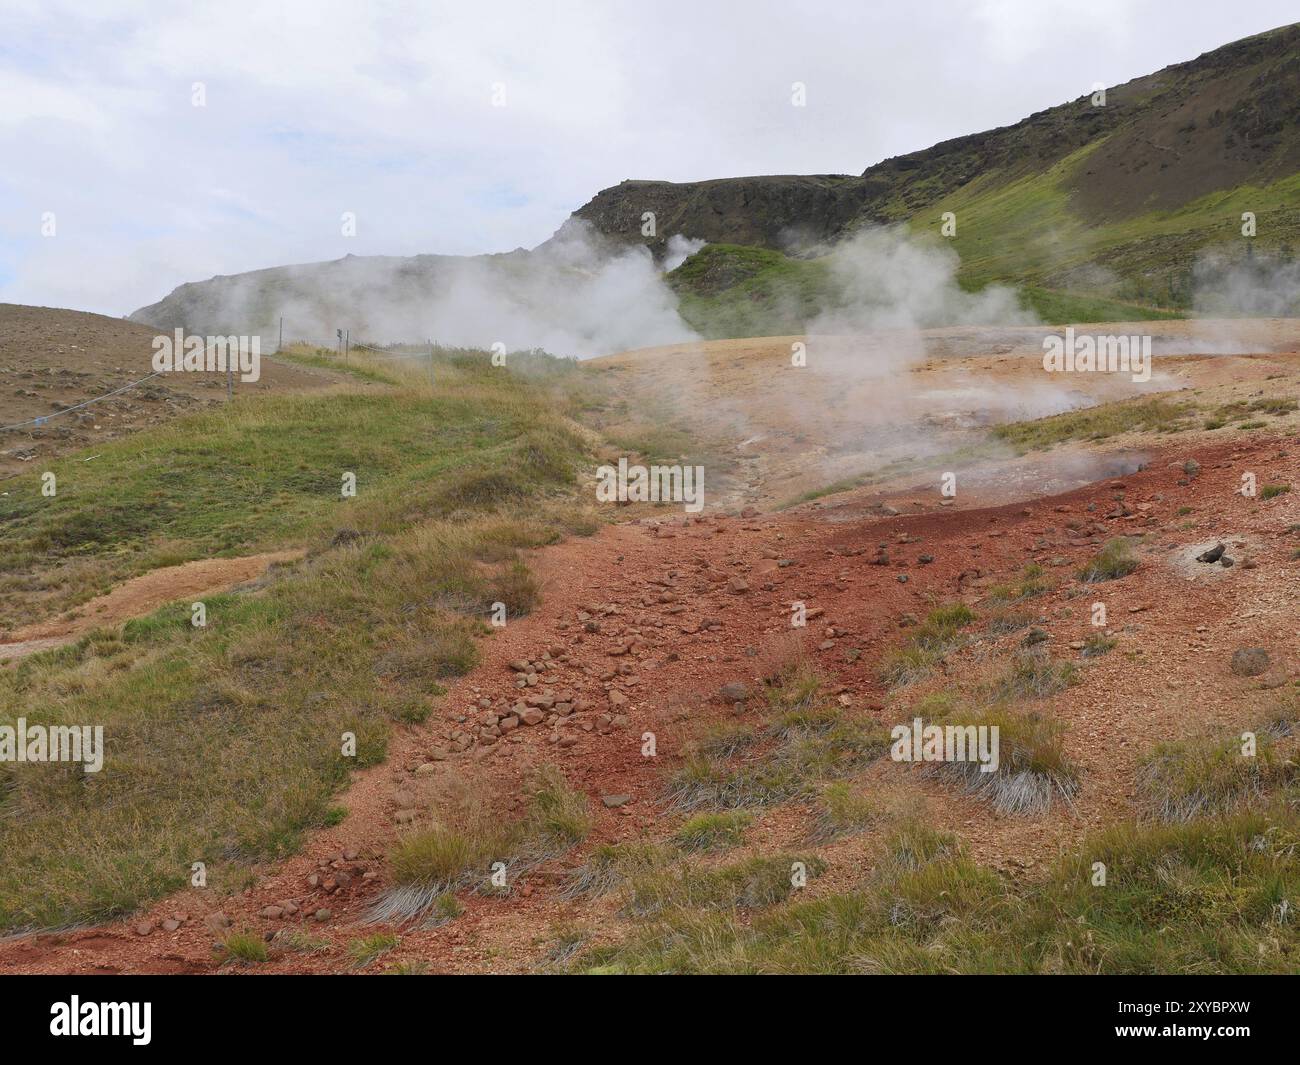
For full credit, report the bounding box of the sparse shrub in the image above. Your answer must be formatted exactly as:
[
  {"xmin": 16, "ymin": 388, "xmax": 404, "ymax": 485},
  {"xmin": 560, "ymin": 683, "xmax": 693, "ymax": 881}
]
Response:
[
  {"xmin": 487, "ymin": 561, "xmax": 540, "ymax": 615},
  {"xmin": 880, "ymin": 603, "xmax": 976, "ymax": 687},
  {"xmin": 581, "ymin": 804, "xmax": 1300, "ymax": 975},
  {"xmin": 991, "ymin": 652, "xmax": 1080, "ymax": 700},
  {"xmin": 808, "ymin": 782, "xmax": 876, "ymax": 842},
  {"xmin": 915, "ymin": 702, "xmax": 1080, "ymax": 815},
  {"xmin": 624, "ymin": 854, "xmax": 827, "ymax": 918},
  {"xmin": 1137, "ymin": 726, "xmax": 1296, "ymax": 822},
  {"xmin": 879, "ymin": 821, "xmax": 963, "ymax": 874},
  {"xmin": 1260, "ymin": 484, "xmax": 1291, "ymax": 500},
  {"xmin": 273, "ymin": 928, "xmax": 332, "ymax": 955},
  {"xmin": 560, "ymin": 841, "xmax": 669, "ymax": 900},
  {"xmin": 389, "ymin": 826, "xmax": 498, "ymax": 890},
  {"xmin": 1078, "ymin": 538, "xmax": 1139, "ymax": 582},
  {"xmin": 666, "ymin": 667, "xmax": 887, "ymax": 812},
  {"xmin": 694, "ymin": 722, "xmax": 761, "ymax": 760},
  {"xmin": 988, "ymin": 607, "xmax": 1036, "ymax": 635},
  {"xmin": 219, "ymin": 931, "xmax": 269, "ymax": 964},
  {"xmin": 522, "ymin": 765, "xmax": 593, "ymax": 853},
  {"xmin": 347, "ymin": 932, "xmax": 398, "ymax": 969},
  {"xmin": 427, "ymin": 892, "xmax": 462, "ymax": 927},
  {"xmin": 539, "ymin": 924, "xmax": 591, "ymax": 968},
  {"xmin": 373, "ymin": 766, "xmax": 589, "ymax": 924},
  {"xmin": 675, "ymin": 811, "xmax": 754, "ymax": 851},
  {"xmin": 987, "ymin": 563, "xmax": 1051, "ymax": 603},
  {"xmin": 383, "ymin": 960, "xmax": 431, "ymax": 975},
  {"xmin": 666, "ymin": 713, "xmax": 886, "ymax": 812},
  {"xmin": 1081, "ymin": 633, "xmax": 1117, "ymax": 657}
]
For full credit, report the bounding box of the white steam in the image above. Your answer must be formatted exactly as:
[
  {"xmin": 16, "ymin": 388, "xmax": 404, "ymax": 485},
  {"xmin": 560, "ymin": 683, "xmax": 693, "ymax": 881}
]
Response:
[{"xmin": 136, "ymin": 220, "xmax": 698, "ymax": 359}]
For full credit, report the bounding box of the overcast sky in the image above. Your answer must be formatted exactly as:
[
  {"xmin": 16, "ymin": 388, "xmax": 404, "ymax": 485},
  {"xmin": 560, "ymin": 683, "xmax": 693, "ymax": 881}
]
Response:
[{"xmin": 1, "ymin": 0, "xmax": 1295, "ymax": 316}]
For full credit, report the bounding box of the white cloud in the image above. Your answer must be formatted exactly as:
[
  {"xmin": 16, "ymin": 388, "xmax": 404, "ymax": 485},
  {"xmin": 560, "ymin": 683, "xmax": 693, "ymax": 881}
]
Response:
[{"xmin": 2, "ymin": 0, "xmax": 1295, "ymax": 315}]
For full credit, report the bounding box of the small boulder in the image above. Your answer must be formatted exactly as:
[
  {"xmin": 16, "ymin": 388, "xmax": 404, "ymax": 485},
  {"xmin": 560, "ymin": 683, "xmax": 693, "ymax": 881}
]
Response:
[{"xmin": 1230, "ymin": 648, "xmax": 1270, "ymax": 677}]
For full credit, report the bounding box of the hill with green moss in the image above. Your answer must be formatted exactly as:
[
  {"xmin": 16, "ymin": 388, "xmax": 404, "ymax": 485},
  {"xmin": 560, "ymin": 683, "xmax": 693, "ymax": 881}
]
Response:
[{"xmin": 577, "ymin": 23, "xmax": 1300, "ymax": 329}]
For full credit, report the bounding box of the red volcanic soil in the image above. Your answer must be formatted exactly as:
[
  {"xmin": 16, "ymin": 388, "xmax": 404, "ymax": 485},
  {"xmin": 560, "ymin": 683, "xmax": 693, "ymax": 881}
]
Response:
[{"xmin": 1, "ymin": 432, "xmax": 1296, "ymax": 974}]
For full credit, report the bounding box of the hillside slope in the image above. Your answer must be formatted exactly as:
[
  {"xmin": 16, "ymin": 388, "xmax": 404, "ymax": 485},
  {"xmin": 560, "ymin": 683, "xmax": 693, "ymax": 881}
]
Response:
[
  {"xmin": 585, "ymin": 23, "xmax": 1300, "ymax": 322},
  {"xmin": 131, "ymin": 24, "xmax": 1300, "ymax": 342},
  {"xmin": 576, "ymin": 24, "xmax": 1300, "ymax": 257}
]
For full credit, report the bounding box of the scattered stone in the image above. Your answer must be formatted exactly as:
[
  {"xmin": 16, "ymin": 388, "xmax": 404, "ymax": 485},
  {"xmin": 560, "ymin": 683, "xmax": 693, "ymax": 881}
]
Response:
[
  {"xmin": 1196, "ymin": 542, "xmax": 1226, "ymax": 563},
  {"xmin": 1230, "ymin": 648, "xmax": 1270, "ymax": 677},
  {"xmin": 134, "ymin": 921, "xmax": 154, "ymax": 937},
  {"xmin": 719, "ymin": 681, "xmax": 749, "ymax": 702}
]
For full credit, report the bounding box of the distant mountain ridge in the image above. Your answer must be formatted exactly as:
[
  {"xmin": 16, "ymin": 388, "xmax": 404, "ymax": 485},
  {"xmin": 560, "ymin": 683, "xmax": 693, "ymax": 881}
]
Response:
[{"xmin": 132, "ymin": 23, "xmax": 1300, "ymax": 340}]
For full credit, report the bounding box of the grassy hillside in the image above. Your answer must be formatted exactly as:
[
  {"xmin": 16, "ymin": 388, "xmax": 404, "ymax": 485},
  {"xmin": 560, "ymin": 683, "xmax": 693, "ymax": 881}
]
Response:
[
  {"xmin": 668, "ymin": 244, "xmax": 1185, "ymax": 338},
  {"xmin": 627, "ymin": 24, "xmax": 1300, "ymax": 332},
  {"xmin": 0, "ymin": 350, "xmax": 599, "ymax": 929}
]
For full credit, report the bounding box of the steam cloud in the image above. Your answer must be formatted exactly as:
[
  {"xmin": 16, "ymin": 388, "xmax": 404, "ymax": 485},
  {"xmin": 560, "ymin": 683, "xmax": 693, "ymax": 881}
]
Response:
[{"xmin": 139, "ymin": 220, "xmax": 699, "ymax": 359}]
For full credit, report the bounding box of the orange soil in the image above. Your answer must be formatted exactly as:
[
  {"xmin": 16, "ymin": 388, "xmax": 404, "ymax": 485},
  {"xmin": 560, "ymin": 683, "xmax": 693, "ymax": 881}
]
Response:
[{"xmin": 2, "ymin": 431, "xmax": 1296, "ymax": 974}]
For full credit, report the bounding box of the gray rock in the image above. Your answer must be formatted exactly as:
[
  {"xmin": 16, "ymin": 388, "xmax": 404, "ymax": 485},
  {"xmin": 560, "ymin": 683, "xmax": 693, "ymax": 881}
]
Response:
[{"xmin": 1230, "ymin": 648, "xmax": 1270, "ymax": 677}]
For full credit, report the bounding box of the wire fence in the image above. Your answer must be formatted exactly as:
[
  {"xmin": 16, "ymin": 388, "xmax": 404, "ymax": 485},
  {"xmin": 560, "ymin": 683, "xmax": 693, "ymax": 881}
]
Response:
[
  {"xmin": 1, "ymin": 326, "xmax": 436, "ymax": 436},
  {"xmin": 0, "ymin": 371, "xmax": 165, "ymax": 434},
  {"xmin": 345, "ymin": 340, "xmax": 435, "ymax": 361}
]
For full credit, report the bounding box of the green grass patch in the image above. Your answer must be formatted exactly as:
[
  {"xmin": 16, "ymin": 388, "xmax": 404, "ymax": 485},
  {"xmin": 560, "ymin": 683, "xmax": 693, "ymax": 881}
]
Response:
[
  {"xmin": 0, "ymin": 350, "xmax": 597, "ymax": 932},
  {"xmin": 372, "ymin": 765, "xmax": 591, "ymax": 924},
  {"xmin": 347, "ymin": 932, "xmax": 399, "ymax": 969},
  {"xmin": 879, "ymin": 603, "xmax": 976, "ymax": 688},
  {"xmin": 992, "ymin": 398, "xmax": 1196, "ymax": 454},
  {"xmin": 1137, "ymin": 719, "xmax": 1298, "ymax": 822},
  {"xmin": 665, "ymin": 667, "xmax": 889, "ymax": 811},
  {"xmin": 1078, "ymin": 537, "xmax": 1140, "ymax": 582},
  {"xmin": 674, "ymin": 811, "xmax": 754, "ymax": 852},
  {"xmin": 807, "ymin": 781, "xmax": 877, "ymax": 842},
  {"xmin": 578, "ymin": 803, "xmax": 1300, "ymax": 973},
  {"xmin": 219, "ymin": 931, "xmax": 269, "ymax": 965}
]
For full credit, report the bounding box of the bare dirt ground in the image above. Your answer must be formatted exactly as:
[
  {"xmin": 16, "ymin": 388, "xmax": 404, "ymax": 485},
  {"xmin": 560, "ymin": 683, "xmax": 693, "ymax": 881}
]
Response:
[
  {"xmin": 0, "ymin": 320, "xmax": 1297, "ymax": 973},
  {"xmin": 593, "ymin": 319, "xmax": 1300, "ymax": 509},
  {"xmin": 0, "ymin": 304, "xmax": 345, "ymax": 480},
  {"xmin": 1, "ymin": 435, "xmax": 1295, "ymax": 973}
]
